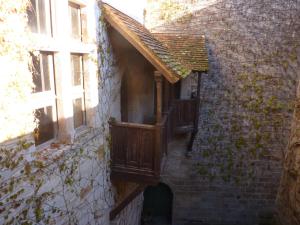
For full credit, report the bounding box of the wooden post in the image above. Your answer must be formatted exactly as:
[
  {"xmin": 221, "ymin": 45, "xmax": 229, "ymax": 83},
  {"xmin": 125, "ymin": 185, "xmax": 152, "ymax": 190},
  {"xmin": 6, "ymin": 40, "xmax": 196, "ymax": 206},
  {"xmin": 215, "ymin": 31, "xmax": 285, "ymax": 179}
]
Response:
[
  {"xmin": 196, "ymin": 72, "xmax": 202, "ymax": 97},
  {"xmin": 195, "ymin": 71, "xmax": 202, "ymax": 128},
  {"xmin": 154, "ymin": 71, "xmax": 163, "ymax": 124},
  {"xmin": 154, "ymin": 71, "xmax": 163, "ymax": 177},
  {"xmin": 188, "ymin": 72, "xmax": 202, "ymax": 152}
]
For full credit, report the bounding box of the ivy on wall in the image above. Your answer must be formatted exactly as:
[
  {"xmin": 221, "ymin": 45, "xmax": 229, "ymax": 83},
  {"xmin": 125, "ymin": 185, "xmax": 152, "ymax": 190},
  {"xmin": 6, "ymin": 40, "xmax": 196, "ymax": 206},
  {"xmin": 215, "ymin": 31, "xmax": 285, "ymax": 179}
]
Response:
[
  {"xmin": 0, "ymin": 1, "xmax": 119, "ymax": 224},
  {"xmin": 0, "ymin": 0, "xmax": 35, "ymax": 142},
  {"xmin": 146, "ymin": 0, "xmax": 300, "ymax": 185}
]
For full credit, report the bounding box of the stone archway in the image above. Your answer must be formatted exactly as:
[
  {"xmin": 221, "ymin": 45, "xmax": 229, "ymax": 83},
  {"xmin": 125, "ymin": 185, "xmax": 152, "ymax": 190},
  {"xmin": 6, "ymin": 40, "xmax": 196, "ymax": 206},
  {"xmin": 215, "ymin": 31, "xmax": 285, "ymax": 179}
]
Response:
[{"xmin": 141, "ymin": 183, "xmax": 173, "ymax": 225}]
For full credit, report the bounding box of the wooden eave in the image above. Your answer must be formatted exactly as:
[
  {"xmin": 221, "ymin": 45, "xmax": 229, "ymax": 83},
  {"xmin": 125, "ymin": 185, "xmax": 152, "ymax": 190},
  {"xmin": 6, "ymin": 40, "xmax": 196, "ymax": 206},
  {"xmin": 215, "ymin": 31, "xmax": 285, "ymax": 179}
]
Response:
[{"xmin": 102, "ymin": 3, "xmax": 191, "ymax": 84}]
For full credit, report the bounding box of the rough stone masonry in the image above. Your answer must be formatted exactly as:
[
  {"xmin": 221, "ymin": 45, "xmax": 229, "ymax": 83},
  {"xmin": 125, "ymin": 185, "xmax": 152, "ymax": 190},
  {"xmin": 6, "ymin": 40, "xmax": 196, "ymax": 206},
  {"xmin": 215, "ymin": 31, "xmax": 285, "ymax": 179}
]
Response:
[{"xmin": 146, "ymin": 0, "xmax": 300, "ymax": 224}]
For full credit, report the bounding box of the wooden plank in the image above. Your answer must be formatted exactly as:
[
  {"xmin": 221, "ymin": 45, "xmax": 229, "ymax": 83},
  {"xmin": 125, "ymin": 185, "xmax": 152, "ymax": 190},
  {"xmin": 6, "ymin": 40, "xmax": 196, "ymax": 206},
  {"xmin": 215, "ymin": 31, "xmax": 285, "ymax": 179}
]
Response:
[
  {"xmin": 111, "ymin": 169, "xmax": 159, "ymax": 184},
  {"xmin": 110, "ymin": 121, "xmax": 155, "ymax": 130},
  {"xmin": 154, "ymin": 123, "xmax": 162, "ymax": 178},
  {"xmin": 173, "ymin": 99, "xmax": 197, "ymax": 129},
  {"xmin": 110, "ymin": 121, "xmax": 158, "ymax": 183}
]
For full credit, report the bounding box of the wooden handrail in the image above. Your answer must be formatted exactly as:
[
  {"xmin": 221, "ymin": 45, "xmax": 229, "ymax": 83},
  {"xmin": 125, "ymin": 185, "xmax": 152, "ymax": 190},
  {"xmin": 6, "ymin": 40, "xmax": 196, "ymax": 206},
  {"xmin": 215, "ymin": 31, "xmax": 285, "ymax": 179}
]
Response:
[
  {"xmin": 159, "ymin": 114, "xmax": 168, "ymax": 126},
  {"xmin": 109, "ymin": 121, "xmax": 156, "ymax": 130},
  {"xmin": 109, "ymin": 97, "xmax": 199, "ymax": 184}
]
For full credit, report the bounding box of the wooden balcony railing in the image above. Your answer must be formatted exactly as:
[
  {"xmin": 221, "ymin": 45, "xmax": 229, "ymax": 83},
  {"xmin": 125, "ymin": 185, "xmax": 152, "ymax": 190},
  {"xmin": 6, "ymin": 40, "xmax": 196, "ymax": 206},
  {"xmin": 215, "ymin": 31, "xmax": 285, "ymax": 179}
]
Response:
[
  {"xmin": 109, "ymin": 98, "xmax": 198, "ymax": 184},
  {"xmin": 173, "ymin": 98, "xmax": 198, "ymax": 134},
  {"xmin": 109, "ymin": 72, "xmax": 203, "ymax": 219},
  {"xmin": 109, "ymin": 119, "xmax": 167, "ymax": 184}
]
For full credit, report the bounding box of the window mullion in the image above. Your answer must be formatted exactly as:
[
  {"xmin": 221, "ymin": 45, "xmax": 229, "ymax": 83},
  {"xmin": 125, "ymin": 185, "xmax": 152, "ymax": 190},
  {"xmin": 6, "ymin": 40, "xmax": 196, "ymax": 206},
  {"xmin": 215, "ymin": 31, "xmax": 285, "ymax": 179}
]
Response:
[
  {"xmin": 36, "ymin": 0, "xmax": 41, "ymax": 33},
  {"xmin": 39, "ymin": 53, "xmax": 46, "ymax": 92},
  {"xmin": 48, "ymin": 53, "xmax": 56, "ymax": 95},
  {"xmin": 78, "ymin": 8, "xmax": 82, "ymax": 41},
  {"xmin": 46, "ymin": 0, "xmax": 52, "ymax": 36}
]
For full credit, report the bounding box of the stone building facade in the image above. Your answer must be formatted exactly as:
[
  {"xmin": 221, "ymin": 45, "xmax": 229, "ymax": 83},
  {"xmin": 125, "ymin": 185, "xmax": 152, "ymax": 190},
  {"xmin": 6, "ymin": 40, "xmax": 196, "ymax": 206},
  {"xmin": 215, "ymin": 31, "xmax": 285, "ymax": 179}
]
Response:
[
  {"xmin": 146, "ymin": 0, "xmax": 300, "ymax": 224},
  {"xmin": 1, "ymin": 0, "xmax": 300, "ymax": 225},
  {"xmin": 0, "ymin": 1, "xmax": 143, "ymax": 224}
]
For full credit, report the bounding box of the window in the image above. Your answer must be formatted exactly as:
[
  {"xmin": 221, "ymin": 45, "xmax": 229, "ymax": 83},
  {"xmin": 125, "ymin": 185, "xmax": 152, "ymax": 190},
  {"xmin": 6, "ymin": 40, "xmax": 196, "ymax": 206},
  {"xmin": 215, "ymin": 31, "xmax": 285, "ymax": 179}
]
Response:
[
  {"xmin": 28, "ymin": 1, "xmax": 93, "ymax": 146},
  {"xmin": 34, "ymin": 106, "xmax": 55, "ymax": 145},
  {"xmin": 31, "ymin": 52, "xmax": 57, "ymax": 145},
  {"xmin": 27, "ymin": 0, "xmax": 52, "ymax": 35},
  {"xmin": 32, "ymin": 52, "xmax": 53, "ymax": 93},
  {"xmin": 69, "ymin": 2, "xmax": 82, "ymax": 40},
  {"xmin": 71, "ymin": 54, "xmax": 86, "ymax": 128}
]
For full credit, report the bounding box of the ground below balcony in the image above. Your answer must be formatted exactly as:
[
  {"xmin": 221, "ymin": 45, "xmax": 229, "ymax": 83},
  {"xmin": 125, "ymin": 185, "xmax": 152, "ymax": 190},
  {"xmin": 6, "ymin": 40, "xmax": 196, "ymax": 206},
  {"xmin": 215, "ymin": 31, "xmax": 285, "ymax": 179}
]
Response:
[{"xmin": 141, "ymin": 135, "xmax": 192, "ymax": 225}]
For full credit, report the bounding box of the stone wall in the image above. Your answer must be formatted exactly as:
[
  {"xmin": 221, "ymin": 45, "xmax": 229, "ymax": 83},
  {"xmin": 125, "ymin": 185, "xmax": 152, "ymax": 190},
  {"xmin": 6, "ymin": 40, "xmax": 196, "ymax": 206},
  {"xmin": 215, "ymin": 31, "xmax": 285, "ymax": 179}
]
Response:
[
  {"xmin": 147, "ymin": 0, "xmax": 300, "ymax": 224},
  {"xmin": 0, "ymin": 1, "xmax": 143, "ymax": 224},
  {"xmin": 107, "ymin": 26, "xmax": 156, "ymax": 124},
  {"xmin": 277, "ymin": 80, "xmax": 300, "ymax": 224}
]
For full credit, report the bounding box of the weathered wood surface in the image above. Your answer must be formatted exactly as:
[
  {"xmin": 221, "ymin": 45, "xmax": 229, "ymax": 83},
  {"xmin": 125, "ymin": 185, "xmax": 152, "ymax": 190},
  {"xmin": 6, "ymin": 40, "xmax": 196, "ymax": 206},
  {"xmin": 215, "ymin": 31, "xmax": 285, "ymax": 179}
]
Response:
[
  {"xmin": 109, "ymin": 120, "xmax": 162, "ymax": 184},
  {"xmin": 109, "ymin": 98, "xmax": 199, "ymax": 183},
  {"xmin": 173, "ymin": 99, "xmax": 198, "ymax": 133}
]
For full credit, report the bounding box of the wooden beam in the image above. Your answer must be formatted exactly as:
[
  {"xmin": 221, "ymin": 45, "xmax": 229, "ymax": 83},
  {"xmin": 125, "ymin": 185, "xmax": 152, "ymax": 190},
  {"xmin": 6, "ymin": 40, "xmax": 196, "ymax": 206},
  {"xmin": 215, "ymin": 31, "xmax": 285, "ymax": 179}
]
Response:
[
  {"xmin": 154, "ymin": 71, "xmax": 163, "ymax": 124},
  {"xmin": 110, "ymin": 184, "xmax": 146, "ymax": 221},
  {"xmin": 102, "ymin": 4, "xmax": 180, "ymax": 84},
  {"xmin": 196, "ymin": 72, "xmax": 202, "ymax": 98}
]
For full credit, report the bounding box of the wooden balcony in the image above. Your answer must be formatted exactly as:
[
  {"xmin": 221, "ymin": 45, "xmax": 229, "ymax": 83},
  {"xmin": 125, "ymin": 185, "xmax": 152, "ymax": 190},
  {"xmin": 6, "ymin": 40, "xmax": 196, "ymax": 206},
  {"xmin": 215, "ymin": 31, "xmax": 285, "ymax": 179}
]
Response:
[
  {"xmin": 109, "ymin": 99, "xmax": 198, "ymax": 184},
  {"xmin": 173, "ymin": 98, "xmax": 199, "ymax": 134},
  {"xmin": 109, "ymin": 116, "xmax": 168, "ymax": 184},
  {"xmin": 108, "ymin": 71, "xmax": 203, "ymax": 220}
]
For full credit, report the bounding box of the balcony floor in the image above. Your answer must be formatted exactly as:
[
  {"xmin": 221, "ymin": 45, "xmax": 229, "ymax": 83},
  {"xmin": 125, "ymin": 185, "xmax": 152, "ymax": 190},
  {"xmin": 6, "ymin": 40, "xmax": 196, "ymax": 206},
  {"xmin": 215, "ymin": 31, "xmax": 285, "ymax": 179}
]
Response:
[{"xmin": 161, "ymin": 134, "xmax": 192, "ymax": 178}]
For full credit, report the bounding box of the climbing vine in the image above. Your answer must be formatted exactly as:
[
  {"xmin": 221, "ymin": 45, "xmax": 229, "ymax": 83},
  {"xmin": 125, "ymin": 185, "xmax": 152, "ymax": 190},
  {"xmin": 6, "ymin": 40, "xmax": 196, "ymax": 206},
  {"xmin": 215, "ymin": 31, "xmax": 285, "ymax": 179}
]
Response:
[
  {"xmin": 0, "ymin": 0, "xmax": 35, "ymax": 142},
  {"xmin": 192, "ymin": 1, "xmax": 300, "ymax": 184},
  {"xmin": 147, "ymin": 0, "xmax": 300, "ymax": 184},
  {"xmin": 0, "ymin": 1, "xmax": 120, "ymax": 224}
]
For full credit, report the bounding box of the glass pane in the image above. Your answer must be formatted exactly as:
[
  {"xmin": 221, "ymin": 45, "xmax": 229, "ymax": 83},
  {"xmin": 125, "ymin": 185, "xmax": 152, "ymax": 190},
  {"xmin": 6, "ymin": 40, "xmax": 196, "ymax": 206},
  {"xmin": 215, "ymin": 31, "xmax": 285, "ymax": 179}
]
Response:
[
  {"xmin": 27, "ymin": 0, "xmax": 37, "ymax": 32},
  {"xmin": 34, "ymin": 106, "xmax": 54, "ymax": 145},
  {"xmin": 73, "ymin": 98, "xmax": 85, "ymax": 128},
  {"xmin": 41, "ymin": 54, "xmax": 51, "ymax": 91},
  {"xmin": 69, "ymin": 4, "xmax": 81, "ymax": 40},
  {"xmin": 31, "ymin": 53, "xmax": 42, "ymax": 93},
  {"xmin": 31, "ymin": 53, "xmax": 52, "ymax": 92},
  {"xmin": 71, "ymin": 54, "xmax": 82, "ymax": 86},
  {"xmin": 38, "ymin": 0, "xmax": 47, "ymax": 34}
]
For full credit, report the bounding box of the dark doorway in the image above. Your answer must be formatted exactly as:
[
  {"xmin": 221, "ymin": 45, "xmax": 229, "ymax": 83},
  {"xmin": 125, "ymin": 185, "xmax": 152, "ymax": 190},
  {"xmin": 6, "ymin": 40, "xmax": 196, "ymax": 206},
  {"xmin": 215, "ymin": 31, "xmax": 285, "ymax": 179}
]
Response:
[{"xmin": 141, "ymin": 183, "xmax": 173, "ymax": 225}]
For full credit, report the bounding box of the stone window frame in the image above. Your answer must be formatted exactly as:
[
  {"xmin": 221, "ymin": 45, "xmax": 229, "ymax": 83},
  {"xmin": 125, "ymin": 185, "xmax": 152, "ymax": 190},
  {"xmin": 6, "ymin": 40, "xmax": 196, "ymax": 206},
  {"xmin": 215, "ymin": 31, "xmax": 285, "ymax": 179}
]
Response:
[
  {"xmin": 31, "ymin": 51, "xmax": 58, "ymax": 146},
  {"xmin": 27, "ymin": 0, "xmax": 53, "ymax": 35},
  {"xmin": 29, "ymin": 0, "xmax": 98, "ymax": 147}
]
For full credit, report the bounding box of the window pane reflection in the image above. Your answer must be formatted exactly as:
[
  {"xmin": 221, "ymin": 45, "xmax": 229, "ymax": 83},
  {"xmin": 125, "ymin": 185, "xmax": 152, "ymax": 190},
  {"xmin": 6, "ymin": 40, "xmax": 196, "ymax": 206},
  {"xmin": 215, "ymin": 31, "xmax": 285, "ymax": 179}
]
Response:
[
  {"xmin": 27, "ymin": 0, "xmax": 38, "ymax": 33},
  {"xmin": 69, "ymin": 3, "xmax": 81, "ymax": 40},
  {"xmin": 31, "ymin": 53, "xmax": 52, "ymax": 93},
  {"xmin": 34, "ymin": 106, "xmax": 54, "ymax": 145},
  {"xmin": 73, "ymin": 98, "xmax": 85, "ymax": 128},
  {"xmin": 38, "ymin": 0, "xmax": 47, "ymax": 34},
  {"xmin": 71, "ymin": 54, "xmax": 82, "ymax": 86},
  {"xmin": 31, "ymin": 53, "xmax": 42, "ymax": 92},
  {"xmin": 26, "ymin": 0, "xmax": 51, "ymax": 35}
]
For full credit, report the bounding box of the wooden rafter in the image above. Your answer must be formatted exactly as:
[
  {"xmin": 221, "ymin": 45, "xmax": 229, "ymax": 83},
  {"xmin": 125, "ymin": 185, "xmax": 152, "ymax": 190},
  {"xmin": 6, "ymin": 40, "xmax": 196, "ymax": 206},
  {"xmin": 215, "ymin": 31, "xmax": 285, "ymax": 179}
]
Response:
[{"xmin": 102, "ymin": 3, "xmax": 191, "ymax": 84}]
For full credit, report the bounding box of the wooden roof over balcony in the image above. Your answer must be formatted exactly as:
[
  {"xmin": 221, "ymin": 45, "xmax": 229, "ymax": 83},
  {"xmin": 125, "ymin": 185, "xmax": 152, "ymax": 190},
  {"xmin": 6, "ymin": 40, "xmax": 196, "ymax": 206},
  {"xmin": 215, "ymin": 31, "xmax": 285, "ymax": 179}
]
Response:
[
  {"xmin": 153, "ymin": 33, "xmax": 208, "ymax": 72},
  {"xmin": 102, "ymin": 3, "xmax": 192, "ymax": 83}
]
